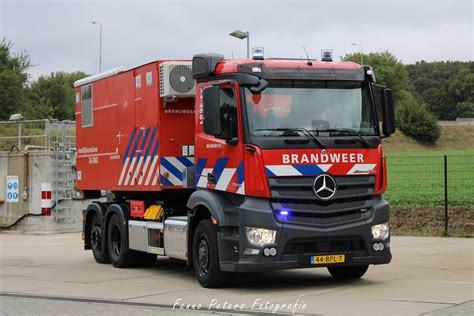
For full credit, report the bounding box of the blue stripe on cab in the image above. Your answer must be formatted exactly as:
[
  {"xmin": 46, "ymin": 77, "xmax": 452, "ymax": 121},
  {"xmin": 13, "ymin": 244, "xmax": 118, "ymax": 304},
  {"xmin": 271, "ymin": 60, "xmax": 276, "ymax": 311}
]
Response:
[
  {"xmin": 265, "ymin": 167, "xmax": 277, "ymax": 177},
  {"xmin": 212, "ymin": 158, "xmax": 229, "ymax": 183},
  {"xmin": 161, "ymin": 157, "xmax": 183, "ymax": 180},
  {"xmin": 195, "ymin": 158, "xmax": 207, "ymax": 185},
  {"xmin": 293, "ymin": 164, "xmax": 323, "ymax": 176},
  {"xmin": 236, "ymin": 160, "xmax": 244, "ymax": 184}
]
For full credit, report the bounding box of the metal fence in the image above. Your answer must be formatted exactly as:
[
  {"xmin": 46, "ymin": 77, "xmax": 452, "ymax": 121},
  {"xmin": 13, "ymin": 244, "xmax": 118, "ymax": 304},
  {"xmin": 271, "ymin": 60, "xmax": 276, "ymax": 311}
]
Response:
[
  {"xmin": 0, "ymin": 119, "xmax": 75, "ymax": 152},
  {"xmin": 384, "ymin": 154, "xmax": 474, "ymax": 235}
]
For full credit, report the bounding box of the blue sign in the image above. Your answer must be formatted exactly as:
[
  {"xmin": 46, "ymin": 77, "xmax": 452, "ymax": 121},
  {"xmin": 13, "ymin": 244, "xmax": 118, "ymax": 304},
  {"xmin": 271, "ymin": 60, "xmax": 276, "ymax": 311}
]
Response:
[{"xmin": 6, "ymin": 175, "xmax": 19, "ymax": 203}]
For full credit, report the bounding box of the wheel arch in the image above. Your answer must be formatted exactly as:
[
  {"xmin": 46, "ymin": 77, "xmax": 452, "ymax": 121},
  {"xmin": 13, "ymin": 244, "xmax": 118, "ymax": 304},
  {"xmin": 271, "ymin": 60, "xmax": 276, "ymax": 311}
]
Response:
[
  {"xmin": 84, "ymin": 202, "xmax": 106, "ymax": 250},
  {"xmin": 186, "ymin": 190, "xmax": 238, "ymax": 266}
]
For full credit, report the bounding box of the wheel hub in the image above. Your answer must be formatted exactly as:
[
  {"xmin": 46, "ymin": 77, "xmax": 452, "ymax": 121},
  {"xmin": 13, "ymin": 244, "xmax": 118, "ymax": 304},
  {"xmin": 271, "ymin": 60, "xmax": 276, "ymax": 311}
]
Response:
[
  {"xmin": 198, "ymin": 237, "xmax": 210, "ymax": 276},
  {"xmin": 91, "ymin": 225, "xmax": 101, "ymax": 251}
]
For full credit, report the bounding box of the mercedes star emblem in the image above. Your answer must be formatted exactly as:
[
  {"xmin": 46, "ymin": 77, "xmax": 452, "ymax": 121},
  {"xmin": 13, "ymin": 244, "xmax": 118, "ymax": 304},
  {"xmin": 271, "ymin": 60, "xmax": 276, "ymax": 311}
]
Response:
[{"xmin": 313, "ymin": 173, "xmax": 337, "ymax": 200}]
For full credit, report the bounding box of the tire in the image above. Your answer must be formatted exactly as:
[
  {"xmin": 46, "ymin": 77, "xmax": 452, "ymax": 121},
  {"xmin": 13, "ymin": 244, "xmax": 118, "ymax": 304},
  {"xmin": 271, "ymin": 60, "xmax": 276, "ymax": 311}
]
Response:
[
  {"xmin": 90, "ymin": 214, "xmax": 110, "ymax": 263},
  {"xmin": 107, "ymin": 214, "xmax": 138, "ymax": 268},
  {"xmin": 327, "ymin": 265, "xmax": 369, "ymax": 279},
  {"xmin": 192, "ymin": 219, "xmax": 232, "ymax": 288}
]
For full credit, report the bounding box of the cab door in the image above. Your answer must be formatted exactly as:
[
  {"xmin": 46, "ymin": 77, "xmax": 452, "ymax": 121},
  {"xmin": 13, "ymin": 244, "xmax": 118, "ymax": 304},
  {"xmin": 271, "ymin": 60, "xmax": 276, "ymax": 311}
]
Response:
[{"xmin": 196, "ymin": 81, "xmax": 245, "ymax": 195}]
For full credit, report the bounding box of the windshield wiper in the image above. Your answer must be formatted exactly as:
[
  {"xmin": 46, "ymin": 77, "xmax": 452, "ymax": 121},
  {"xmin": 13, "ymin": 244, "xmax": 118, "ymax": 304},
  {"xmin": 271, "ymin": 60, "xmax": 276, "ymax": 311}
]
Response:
[
  {"xmin": 255, "ymin": 128, "xmax": 326, "ymax": 148},
  {"xmin": 315, "ymin": 128, "xmax": 371, "ymax": 148}
]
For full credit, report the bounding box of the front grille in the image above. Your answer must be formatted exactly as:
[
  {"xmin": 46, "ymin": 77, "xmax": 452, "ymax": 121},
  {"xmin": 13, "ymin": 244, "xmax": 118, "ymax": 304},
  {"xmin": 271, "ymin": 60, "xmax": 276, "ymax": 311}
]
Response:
[
  {"xmin": 283, "ymin": 236, "xmax": 367, "ymax": 255},
  {"xmin": 270, "ymin": 175, "xmax": 375, "ymax": 227},
  {"xmin": 269, "ymin": 175, "xmax": 375, "ymax": 202}
]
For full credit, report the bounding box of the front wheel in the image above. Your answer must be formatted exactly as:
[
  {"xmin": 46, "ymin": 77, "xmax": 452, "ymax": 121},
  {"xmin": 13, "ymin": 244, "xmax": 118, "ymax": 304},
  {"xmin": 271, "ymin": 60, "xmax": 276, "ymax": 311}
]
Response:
[
  {"xmin": 192, "ymin": 219, "xmax": 231, "ymax": 288},
  {"xmin": 327, "ymin": 265, "xmax": 369, "ymax": 279}
]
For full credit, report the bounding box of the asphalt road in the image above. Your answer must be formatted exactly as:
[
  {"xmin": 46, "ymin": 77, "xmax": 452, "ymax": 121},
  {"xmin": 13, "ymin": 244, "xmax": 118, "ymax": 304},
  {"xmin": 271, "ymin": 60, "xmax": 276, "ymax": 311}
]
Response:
[{"xmin": 0, "ymin": 233, "xmax": 472, "ymax": 315}]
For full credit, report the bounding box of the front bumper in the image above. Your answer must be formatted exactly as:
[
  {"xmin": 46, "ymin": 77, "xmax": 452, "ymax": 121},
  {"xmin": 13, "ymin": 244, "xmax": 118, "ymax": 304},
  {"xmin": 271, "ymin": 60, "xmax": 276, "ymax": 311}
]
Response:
[{"xmin": 219, "ymin": 196, "xmax": 391, "ymax": 272}]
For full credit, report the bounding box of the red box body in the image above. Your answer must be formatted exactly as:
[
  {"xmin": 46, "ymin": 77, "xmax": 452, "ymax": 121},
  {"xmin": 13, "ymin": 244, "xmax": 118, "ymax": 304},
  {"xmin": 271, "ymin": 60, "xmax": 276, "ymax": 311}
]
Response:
[{"xmin": 75, "ymin": 61, "xmax": 195, "ymax": 192}]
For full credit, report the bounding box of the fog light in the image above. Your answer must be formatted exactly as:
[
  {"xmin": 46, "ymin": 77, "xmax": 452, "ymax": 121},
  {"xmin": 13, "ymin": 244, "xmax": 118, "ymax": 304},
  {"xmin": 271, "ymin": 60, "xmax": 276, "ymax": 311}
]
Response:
[
  {"xmin": 371, "ymin": 222, "xmax": 390, "ymax": 240},
  {"xmin": 243, "ymin": 248, "xmax": 260, "ymax": 255},
  {"xmin": 373, "ymin": 242, "xmax": 385, "ymax": 251},
  {"xmin": 244, "ymin": 227, "xmax": 276, "ymax": 246},
  {"xmin": 263, "ymin": 247, "xmax": 277, "ymax": 257}
]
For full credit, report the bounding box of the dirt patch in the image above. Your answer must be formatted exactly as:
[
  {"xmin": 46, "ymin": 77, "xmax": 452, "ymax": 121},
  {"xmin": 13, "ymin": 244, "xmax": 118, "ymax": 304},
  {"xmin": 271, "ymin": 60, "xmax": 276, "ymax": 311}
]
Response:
[{"xmin": 391, "ymin": 208, "xmax": 473, "ymax": 237}]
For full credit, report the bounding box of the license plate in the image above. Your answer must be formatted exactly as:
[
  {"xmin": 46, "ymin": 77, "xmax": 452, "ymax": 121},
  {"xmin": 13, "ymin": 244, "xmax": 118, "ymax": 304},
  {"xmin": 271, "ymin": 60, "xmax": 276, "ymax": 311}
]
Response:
[{"xmin": 310, "ymin": 254, "xmax": 345, "ymax": 265}]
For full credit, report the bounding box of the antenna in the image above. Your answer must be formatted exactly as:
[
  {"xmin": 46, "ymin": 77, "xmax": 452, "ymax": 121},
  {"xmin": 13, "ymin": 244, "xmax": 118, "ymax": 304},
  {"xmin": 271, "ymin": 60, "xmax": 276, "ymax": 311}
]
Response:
[{"xmin": 303, "ymin": 46, "xmax": 313, "ymax": 66}]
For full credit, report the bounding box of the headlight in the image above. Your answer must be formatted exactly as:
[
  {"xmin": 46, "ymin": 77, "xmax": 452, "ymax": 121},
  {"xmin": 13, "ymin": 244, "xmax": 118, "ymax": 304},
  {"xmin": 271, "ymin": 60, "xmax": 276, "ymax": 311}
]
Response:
[
  {"xmin": 244, "ymin": 227, "xmax": 276, "ymax": 246},
  {"xmin": 371, "ymin": 222, "xmax": 390, "ymax": 240}
]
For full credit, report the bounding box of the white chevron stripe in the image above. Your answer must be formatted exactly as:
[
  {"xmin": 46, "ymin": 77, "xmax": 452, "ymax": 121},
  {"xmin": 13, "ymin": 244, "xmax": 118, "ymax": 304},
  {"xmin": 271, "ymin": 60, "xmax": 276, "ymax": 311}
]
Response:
[
  {"xmin": 318, "ymin": 164, "xmax": 333, "ymax": 172},
  {"xmin": 151, "ymin": 163, "xmax": 160, "ymax": 186},
  {"xmin": 131, "ymin": 156, "xmax": 145, "ymax": 185},
  {"xmin": 138, "ymin": 156, "xmax": 152, "ymax": 185},
  {"xmin": 347, "ymin": 163, "xmax": 376, "ymax": 175},
  {"xmin": 118, "ymin": 157, "xmax": 130, "ymax": 185},
  {"xmin": 123, "ymin": 157, "xmax": 138, "ymax": 185},
  {"xmin": 160, "ymin": 165, "xmax": 182, "ymax": 186},
  {"xmin": 215, "ymin": 168, "xmax": 236, "ymax": 191},
  {"xmin": 237, "ymin": 181, "xmax": 245, "ymax": 195},
  {"xmin": 165, "ymin": 157, "xmax": 187, "ymax": 171},
  {"xmin": 145, "ymin": 156, "xmax": 159, "ymax": 185},
  {"xmin": 266, "ymin": 165, "xmax": 300, "ymax": 176},
  {"xmin": 197, "ymin": 168, "xmax": 211, "ymax": 188}
]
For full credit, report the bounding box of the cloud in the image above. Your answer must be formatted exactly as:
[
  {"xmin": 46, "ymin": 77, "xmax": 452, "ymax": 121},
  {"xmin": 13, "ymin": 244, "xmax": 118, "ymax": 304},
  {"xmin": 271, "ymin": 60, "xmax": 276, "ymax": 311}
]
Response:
[{"xmin": 1, "ymin": 0, "xmax": 472, "ymax": 79}]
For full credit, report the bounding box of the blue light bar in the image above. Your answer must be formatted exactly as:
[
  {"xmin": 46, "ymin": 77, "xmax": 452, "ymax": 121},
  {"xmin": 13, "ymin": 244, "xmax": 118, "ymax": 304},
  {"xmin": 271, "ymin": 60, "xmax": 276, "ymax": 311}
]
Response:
[{"xmin": 280, "ymin": 210, "xmax": 289, "ymax": 216}]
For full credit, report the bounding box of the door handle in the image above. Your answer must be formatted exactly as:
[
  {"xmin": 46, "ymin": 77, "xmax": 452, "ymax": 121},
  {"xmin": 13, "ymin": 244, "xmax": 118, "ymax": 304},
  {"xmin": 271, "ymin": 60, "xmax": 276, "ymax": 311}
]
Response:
[{"xmin": 207, "ymin": 173, "xmax": 216, "ymax": 184}]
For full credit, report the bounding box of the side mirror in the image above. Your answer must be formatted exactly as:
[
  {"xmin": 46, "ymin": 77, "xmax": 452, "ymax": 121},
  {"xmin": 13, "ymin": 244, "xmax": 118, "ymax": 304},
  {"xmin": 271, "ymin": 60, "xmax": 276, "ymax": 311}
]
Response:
[
  {"xmin": 203, "ymin": 86, "xmax": 221, "ymax": 136},
  {"xmin": 382, "ymin": 88, "xmax": 396, "ymax": 136}
]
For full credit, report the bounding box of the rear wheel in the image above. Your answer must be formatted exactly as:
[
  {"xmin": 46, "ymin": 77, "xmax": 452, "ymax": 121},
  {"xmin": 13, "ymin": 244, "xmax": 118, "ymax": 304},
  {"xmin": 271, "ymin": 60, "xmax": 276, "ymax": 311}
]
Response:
[
  {"xmin": 90, "ymin": 214, "xmax": 109, "ymax": 263},
  {"xmin": 327, "ymin": 265, "xmax": 369, "ymax": 279},
  {"xmin": 107, "ymin": 214, "xmax": 138, "ymax": 268},
  {"xmin": 192, "ymin": 219, "xmax": 231, "ymax": 288}
]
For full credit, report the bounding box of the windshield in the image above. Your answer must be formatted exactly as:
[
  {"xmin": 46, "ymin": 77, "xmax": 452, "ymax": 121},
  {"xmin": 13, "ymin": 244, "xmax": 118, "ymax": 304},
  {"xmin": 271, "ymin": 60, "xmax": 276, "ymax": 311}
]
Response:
[{"xmin": 244, "ymin": 81, "xmax": 377, "ymax": 136}]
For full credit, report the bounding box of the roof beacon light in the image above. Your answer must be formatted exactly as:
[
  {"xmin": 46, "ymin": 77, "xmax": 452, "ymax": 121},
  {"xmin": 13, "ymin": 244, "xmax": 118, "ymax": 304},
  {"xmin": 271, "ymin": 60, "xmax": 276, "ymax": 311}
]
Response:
[
  {"xmin": 252, "ymin": 47, "xmax": 264, "ymax": 60},
  {"xmin": 321, "ymin": 49, "xmax": 333, "ymax": 62}
]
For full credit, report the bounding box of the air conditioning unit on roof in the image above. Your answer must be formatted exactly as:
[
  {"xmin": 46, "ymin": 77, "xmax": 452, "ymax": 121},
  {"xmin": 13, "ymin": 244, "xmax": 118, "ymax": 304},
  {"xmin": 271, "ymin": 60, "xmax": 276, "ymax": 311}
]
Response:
[{"xmin": 159, "ymin": 62, "xmax": 196, "ymax": 98}]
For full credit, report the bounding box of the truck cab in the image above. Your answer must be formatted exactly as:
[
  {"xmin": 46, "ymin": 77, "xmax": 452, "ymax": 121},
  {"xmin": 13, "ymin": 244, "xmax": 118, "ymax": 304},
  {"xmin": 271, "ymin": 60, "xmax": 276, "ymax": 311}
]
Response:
[{"xmin": 188, "ymin": 53, "xmax": 394, "ymax": 285}]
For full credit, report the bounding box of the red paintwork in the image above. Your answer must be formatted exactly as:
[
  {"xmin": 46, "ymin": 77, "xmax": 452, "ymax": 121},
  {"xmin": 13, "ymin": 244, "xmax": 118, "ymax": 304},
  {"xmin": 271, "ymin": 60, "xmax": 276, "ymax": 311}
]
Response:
[
  {"xmin": 75, "ymin": 60, "xmax": 194, "ymax": 192},
  {"xmin": 76, "ymin": 57, "xmax": 382, "ymax": 199},
  {"xmin": 214, "ymin": 59, "xmax": 361, "ymax": 74}
]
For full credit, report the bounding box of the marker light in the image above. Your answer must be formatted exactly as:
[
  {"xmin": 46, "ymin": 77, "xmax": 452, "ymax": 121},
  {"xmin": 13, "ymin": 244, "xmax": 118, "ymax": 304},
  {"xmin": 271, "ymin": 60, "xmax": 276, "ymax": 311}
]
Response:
[
  {"xmin": 252, "ymin": 47, "xmax": 264, "ymax": 60},
  {"xmin": 244, "ymin": 227, "xmax": 276, "ymax": 246},
  {"xmin": 371, "ymin": 222, "xmax": 390, "ymax": 240},
  {"xmin": 321, "ymin": 49, "xmax": 333, "ymax": 62}
]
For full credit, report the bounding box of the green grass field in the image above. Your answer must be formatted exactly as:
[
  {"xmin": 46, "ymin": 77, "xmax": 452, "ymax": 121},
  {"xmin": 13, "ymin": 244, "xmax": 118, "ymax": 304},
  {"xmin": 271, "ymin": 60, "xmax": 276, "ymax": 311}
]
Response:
[{"xmin": 384, "ymin": 150, "xmax": 474, "ymax": 208}]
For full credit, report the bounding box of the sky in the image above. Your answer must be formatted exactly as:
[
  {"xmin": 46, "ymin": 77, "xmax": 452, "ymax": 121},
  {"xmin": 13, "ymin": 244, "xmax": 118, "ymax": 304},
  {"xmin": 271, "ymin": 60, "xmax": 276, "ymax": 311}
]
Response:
[{"xmin": 1, "ymin": 0, "xmax": 473, "ymax": 79}]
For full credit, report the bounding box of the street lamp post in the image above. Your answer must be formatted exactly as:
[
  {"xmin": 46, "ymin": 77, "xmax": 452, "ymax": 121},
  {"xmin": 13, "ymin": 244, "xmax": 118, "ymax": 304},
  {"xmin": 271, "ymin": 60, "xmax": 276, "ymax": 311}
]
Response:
[
  {"xmin": 351, "ymin": 42, "xmax": 363, "ymax": 65},
  {"xmin": 229, "ymin": 30, "xmax": 249, "ymax": 59},
  {"xmin": 91, "ymin": 21, "xmax": 102, "ymax": 72}
]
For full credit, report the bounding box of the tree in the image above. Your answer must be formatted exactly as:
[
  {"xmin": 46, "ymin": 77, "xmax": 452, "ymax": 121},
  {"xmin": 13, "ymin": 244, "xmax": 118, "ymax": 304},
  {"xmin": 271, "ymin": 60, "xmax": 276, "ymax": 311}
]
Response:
[
  {"xmin": 396, "ymin": 91, "xmax": 441, "ymax": 144},
  {"xmin": 27, "ymin": 71, "xmax": 89, "ymax": 120},
  {"xmin": 343, "ymin": 51, "xmax": 411, "ymax": 106},
  {"xmin": 0, "ymin": 39, "xmax": 31, "ymax": 120},
  {"xmin": 406, "ymin": 61, "xmax": 474, "ymax": 120}
]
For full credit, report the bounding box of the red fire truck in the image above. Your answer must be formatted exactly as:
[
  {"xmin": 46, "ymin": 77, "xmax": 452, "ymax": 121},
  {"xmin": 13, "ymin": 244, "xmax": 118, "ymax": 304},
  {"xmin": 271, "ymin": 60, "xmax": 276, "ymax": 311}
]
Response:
[{"xmin": 76, "ymin": 52, "xmax": 395, "ymax": 288}]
